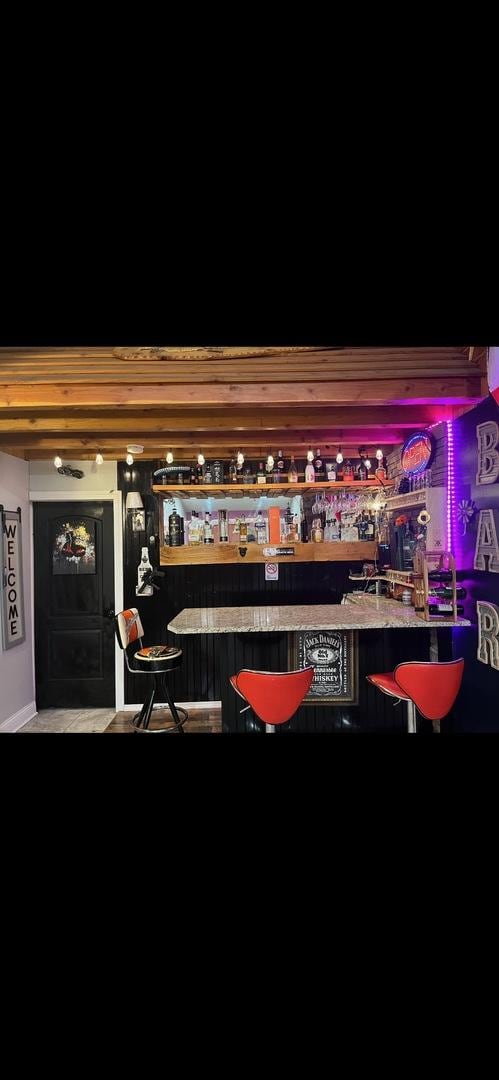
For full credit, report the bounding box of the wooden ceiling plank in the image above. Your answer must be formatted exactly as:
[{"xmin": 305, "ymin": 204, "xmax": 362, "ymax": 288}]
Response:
[
  {"xmin": 0, "ymin": 377, "xmax": 484, "ymax": 409},
  {"xmin": 0, "ymin": 404, "xmax": 456, "ymax": 431}
]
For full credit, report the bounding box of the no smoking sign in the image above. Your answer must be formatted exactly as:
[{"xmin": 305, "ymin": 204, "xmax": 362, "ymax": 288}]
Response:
[{"xmin": 265, "ymin": 562, "xmax": 279, "ymax": 582}]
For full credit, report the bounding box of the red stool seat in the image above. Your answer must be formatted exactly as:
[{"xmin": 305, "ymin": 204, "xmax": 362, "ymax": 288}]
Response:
[
  {"xmin": 367, "ymin": 659, "xmax": 464, "ymax": 733},
  {"xmin": 230, "ymin": 667, "xmax": 315, "ymax": 732},
  {"xmin": 366, "ymin": 672, "xmax": 411, "ymax": 700}
]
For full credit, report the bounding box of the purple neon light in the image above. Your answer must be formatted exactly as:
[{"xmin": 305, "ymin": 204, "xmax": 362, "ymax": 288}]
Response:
[{"xmin": 446, "ymin": 420, "xmax": 455, "ymax": 553}]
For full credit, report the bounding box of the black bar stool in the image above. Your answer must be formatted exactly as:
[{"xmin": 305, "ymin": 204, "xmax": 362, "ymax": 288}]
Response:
[{"xmin": 115, "ymin": 608, "xmax": 188, "ymax": 733}]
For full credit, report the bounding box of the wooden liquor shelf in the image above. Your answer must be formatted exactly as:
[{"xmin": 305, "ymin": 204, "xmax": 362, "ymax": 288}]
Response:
[
  {"xmin": 159, "ymin": 541, "xmax": 378, "ymax": 566},
  {"xmin": 153, "ymin": 480, "xmax": 394, "ymax": 500}
]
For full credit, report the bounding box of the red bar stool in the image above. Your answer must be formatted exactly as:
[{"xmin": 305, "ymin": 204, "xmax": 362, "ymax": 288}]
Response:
[
  {"xmin": 230, "ymin": 667, "xmax": 315, "ymax": 733},
  {"xmin": 366, "ymin": 659, "xmax": 464, "ymax": 733}
]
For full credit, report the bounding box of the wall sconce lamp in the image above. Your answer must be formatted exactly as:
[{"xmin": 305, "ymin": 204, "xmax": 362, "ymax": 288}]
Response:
[{"xmin": 126, "ymin": 490, "xmax": 145, "ymax": 532}]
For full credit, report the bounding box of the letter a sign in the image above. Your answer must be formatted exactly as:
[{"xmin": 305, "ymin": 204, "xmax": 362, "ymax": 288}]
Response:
[{"xmin": 1, "ymin": 507, "xmax": 26, "ymax": 649}]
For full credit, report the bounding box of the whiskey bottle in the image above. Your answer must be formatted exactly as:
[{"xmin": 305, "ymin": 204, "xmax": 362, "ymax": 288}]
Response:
[
  {"xmin": 326, "ymin": 462, "xmax": 337, "ymax": 481},
  {"xmin": 357, "ymin": 457, "xmax": 368, "ymax": 481},
  {"xmin": 429, "ymin": 601, "xmax": 464, "ymax": 615},
  {"xmin": 305, "ymin": 459, "xmax": 316, "ymax": 482},
  {"xmin": 239, "ymin": 517, "xmax": 248, "ymax": 542},
  {"xmin": 314, "ymin": 449, "xmax": 323, "ymax": 477},
  {"xmin": 277, "ymin": 450, "xmax": 285, "ymax": 474},
  {"xmin": 203, "ymin": 512, "xmax": 214, "ymax": 544},
  {"xmin": 218, "ymin": 509, "xmax": 228, "ymax": 542},
  {"xmin": 428, "ymin": 569, "xmax": 453, "ymax": 582},
  {"xmin": 229, "ymin": 458, "xmax": 237, "ymax": 483},
  {"xmin": 190, "ymin": 463, "xmax": 198, "ymax": 484},
  {"xmin": 375, "ymin": 459, "xmax": 387, "ymax": 482},
  {"xmin": 257, "ymin": 462, "xmax": 266, "ymax": 485},
  {"xmin": 287, "ymin": 455, "xmax": 298, "ymax": 482},
  {"xmin": 255, "ymin": 510, "xmax": 266, "ymax": 543},
  {"xmin": 429, "ymin": 586, "xmax": 467, "ymax": 600}
]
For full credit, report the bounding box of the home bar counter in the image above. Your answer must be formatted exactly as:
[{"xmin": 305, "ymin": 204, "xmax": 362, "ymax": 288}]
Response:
[{"xmin": 168, "ymin": 596, "xmax": 470, "ymax": 733}]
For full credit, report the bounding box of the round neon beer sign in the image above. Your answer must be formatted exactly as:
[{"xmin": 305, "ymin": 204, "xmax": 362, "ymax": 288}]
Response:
[{"xmin": 401, "ymin": 431, "xmax": 435, "ymax": 475}]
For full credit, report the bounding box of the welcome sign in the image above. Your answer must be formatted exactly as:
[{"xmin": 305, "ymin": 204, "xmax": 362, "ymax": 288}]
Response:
[{"xmin": 1, "ymin": 507, "xmax": 25, "ymax": 650}]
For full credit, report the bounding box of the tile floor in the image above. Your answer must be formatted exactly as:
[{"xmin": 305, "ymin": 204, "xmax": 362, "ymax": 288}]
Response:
[{"xmin": 17, "ymin": 706, "xmax": 222, "ymax": 734}]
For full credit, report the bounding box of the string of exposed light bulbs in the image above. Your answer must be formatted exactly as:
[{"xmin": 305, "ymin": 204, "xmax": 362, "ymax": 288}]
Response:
[{"xmin": 161, "ymin": 446, "xmax": 385, "ymax": 468}]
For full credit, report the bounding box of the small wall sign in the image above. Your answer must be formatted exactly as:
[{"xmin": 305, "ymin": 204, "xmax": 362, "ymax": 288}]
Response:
[
  {"xmin": 1, "ymin": 506, "xmax": 26, "ymax": 650},
  {"xmin": 290, "ymin": 629, "xmax": 358, "ymax": 704},
  {"xmin": 265, "ymin": 562, "xmax": 279, "ymax": 582},
  {"xmin": 401, "ymin": 430, "xmax": 436, "ymax": 475},
  {"xmin": 263, "ymin": 547, "xmax": 295, "ymax": 556}
]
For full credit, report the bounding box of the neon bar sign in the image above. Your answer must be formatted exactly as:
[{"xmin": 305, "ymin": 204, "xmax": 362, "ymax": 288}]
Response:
[{"xmin": 401, "ymin": 431, "xmax": 436, "ymax": 475}]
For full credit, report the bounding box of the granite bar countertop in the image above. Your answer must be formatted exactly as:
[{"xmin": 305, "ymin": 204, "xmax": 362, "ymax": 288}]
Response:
[{"xmin": 167, "ymin": 594, "xmax": 471, "ymax": 634}]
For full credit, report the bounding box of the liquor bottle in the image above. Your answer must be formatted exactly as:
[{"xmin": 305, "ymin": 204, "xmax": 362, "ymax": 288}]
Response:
[
  {"xmin": 357, "ymin": 457, "xmax": 368, "ymax": 481},
  {"xmin": 428, "ymin": 569, "xmax": 453, "ymax": 582},
  {"xmin": 364, "ymin": 510, "xmax": 375, "ymax": 539},
  {"xmin": 326, "ymin": 462, "xmax": 337, "ymax": 481},
  {"xmin": 375, "ymin": 458, "xmax": 387, "ymax": 482},
  {"xmin": 287, "ymin": 455, "xmax": 298, "ymax": 482},
  {"xmin": 136, "ymin": 547, "xmax": 154, "ymax": 595},
  {"xmin": 190, "ymin": 463, "xmax": 197, "ymax": 484},
  {"xmin": 300, "ymin": 503, "xmax": 308, "ymax": 542},
  {"xmin": 429, "ymin": 602, "xmax": 465, "ymax": 615},
  {"xmin": 204, "ymin": 512, "xmax": 214, "ymax": 544},
  {"xmin": 168, "ymin": 509, "xmax": 182, "ymax": 547},
  {"xmin": 311, "ymin": 518, "xmax": 323, "ymax": 542},
  {"xmin": 255, "ymin": 510, "xmax": 266, "ymax": 543},
  {"xmin": 188, "ymin": 511, "xmax": 201, "ymax": 545},
  {"xmin": 314, "ymin": 449, "xmax": 323, "ymax": 477},
  {"xmin": 204, "ymin": 463, "xmax": 213, "ymax": 483},
  {"xmin": 239, "ymin": 517, "xmax": 248, "ymax": 542},
  {"xmin": 212, "ymin": 460, "xmax": 223, "ymax": 484},
  {"xmin": 429, "ymin": 586, "xmax": 467, "ymax": 600},
  {"xmin": 305, "ymin": 459, "xmax": 316, "ymax": 482},
  {"xmin": 277, "ymin": 450, "xmax": 285, "ymax": 474},
  {"xmin": 343, "ymin": 460, "xmax": 354, "ymax": 480},
  {"xmin": 196, "ymin": 463, "xmax": 204, "ymax": 483},
  {"xmin": 257, "ymin": 462, "xmax": 266, "ymax": 485},
  {"xmin": 229, "ymin": 458, "xmax": 237, "ymax": 483},
  {"xmin": 218, "ymin": 509, "xmax": 228, "ymax": 542}
]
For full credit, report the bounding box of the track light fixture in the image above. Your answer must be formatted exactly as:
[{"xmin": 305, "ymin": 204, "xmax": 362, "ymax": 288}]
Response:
[
  {"xmin": 96, "ymin": 452, "xmax": 104, "ymax": 466},
  {"xmin": 166, "ymin": 451, "xmax": 174, "ymax": 464},
  {"xmin": 236, "ymin": 450, "xmax": 245, "ymax": 468},
  {"xmin": 307, "ymin": 448, "xmax": 314, "ymax": 463},
  {"xmin": 197, "ymin": 451, "xmax": 205, "ymax": 466},
  {"xmin": 54, "ymin": 455, "xmax": 62, "ymax": 469},
  {"xmin": 126, "ymin": 453, "xmax": 134, "ymax": 466},
  {"xmin": 266, "ymin": 453, "xmax": 274, "ymax": 470},
  {"xmin": 376, "ymin": 448, "xmax": 383, "ymax": 461},
  {"xmin": 336, "ymin": 447, "xmax": 343, "ymax": 464}
]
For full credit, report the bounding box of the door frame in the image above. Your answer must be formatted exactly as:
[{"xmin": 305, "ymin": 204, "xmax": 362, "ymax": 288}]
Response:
[{"xmin": 29, "ymin": 490, "xmax": 124, "ymax": 710}]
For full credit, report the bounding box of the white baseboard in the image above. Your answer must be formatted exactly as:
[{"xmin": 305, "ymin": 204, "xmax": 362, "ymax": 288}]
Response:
[
  {"xmin": 123, "ymin": 701, "xmax": 221, "ymax": 712},
  {"xmin": 0, "ymin": 700, "xmax": 37, "ymax": 733}
]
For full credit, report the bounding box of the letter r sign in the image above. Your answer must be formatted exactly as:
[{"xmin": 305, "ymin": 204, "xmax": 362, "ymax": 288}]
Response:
[{"xmin": 477, "ymin": 601, "xmax": 499, "ymax": 670}]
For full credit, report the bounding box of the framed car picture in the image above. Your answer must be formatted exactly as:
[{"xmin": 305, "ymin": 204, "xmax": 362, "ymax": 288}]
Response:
[{"xmin": 289, "ymin": 629, "xmax": 358, "ymax": 704}]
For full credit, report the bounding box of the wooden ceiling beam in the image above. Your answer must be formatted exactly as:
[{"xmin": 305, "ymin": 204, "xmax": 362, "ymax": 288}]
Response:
[
  {"xmin": 1, "ymin": 431, "xmax": 407, "ymax": 451},
  {"xmin": 0, "ymin": 377, "xmax": 483, "ymax": 409},
  {"xmin": 0, "ymin": 403, "xmax": 455, "ymax": 432}
]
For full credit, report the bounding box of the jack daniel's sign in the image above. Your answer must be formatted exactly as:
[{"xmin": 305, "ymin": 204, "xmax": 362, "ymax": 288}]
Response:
[{"xmin": 290, "ymin": 630, "xmax": 358, "ymax": 704}]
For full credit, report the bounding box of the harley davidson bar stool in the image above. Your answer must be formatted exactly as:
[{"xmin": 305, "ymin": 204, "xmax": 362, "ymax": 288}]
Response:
[
  {"xmin": 366, "ymin": 659, "xmax": 464, "ymax": 733},
  {"xmin": 229, "ymin": 667, "xmax": 315, "ymax": 733},
  {"xmin": 115, "ymin": 608, "xmax": 187, "ymax": 733}
]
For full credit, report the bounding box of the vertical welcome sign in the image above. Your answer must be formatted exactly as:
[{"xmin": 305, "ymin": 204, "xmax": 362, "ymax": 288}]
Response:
[{"xmin": 0, "ymin": 506, "xmax": 25, "ymax": 649}]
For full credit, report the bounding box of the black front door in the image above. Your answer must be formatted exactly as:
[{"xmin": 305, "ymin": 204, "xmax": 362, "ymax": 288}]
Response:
[{"xmin": 34, "ymin": 501, "xmax": 115, "ymax": 708}]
